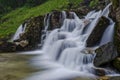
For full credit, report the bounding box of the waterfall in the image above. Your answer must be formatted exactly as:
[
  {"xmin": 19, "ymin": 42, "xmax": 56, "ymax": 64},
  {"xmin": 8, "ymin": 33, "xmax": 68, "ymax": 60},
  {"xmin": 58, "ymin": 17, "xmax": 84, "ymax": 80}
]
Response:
[
  {"xmin": 25, "ymin": 3, "xmax": 119, "ymax": 80},
  {"xmin": 11, "ymin": 23, "xmax": 26, "ymax": 41}
]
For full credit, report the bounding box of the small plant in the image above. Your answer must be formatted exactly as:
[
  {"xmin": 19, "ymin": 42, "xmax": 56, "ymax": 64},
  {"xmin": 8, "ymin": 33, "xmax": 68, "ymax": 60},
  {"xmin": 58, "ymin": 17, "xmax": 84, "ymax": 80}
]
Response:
[{"xmin": 89, "ymin": 0, "xmax": 99, "ymax": 8}]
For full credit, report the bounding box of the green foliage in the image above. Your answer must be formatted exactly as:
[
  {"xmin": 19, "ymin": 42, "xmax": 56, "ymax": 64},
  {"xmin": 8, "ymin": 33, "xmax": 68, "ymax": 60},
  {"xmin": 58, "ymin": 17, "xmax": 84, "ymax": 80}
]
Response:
[{"xmin": 89, "ymin": 0, "xmax": 98, "ymax": 8}]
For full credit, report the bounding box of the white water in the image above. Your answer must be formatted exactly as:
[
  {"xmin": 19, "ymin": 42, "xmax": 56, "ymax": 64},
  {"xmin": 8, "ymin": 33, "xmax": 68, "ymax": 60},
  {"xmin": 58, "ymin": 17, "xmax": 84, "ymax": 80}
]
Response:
[
  {"xmin": 12, "ymin": 23, "xmax": 26, "ymax": 41},
  {"xmin": 25, "ymin": 3, "xmax": 119, "ymax": 80}
]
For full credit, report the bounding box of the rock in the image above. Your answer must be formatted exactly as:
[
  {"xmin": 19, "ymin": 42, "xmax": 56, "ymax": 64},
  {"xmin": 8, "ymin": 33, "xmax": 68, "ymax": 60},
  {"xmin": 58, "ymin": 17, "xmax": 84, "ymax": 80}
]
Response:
[
  {"xmin": 15, "ymin": 40, "xmax": 29, "ymax": 47},
  {"xmin": 86, "ymin": 16, "xmax": 110, "ymax": 47},
  {"xmin": 19, "ymin": 15, "xmax": 44, "ymax": 50},
  {"xmin": 112, "ymin": 57, "xmax": 120, "ymax": 71},
  {"xmin": 110, "ymin": 0, "xmax": 120, "ymax": 56},
  {"xmin": 49, "ymin": 10, "xmax": 64, "ymax": 30},
  {"xmin": 114, "ymin": 7, "xmax": 120, "ymax": 56},
  {"xmin": 94, "ymin": 42, "xmax": 118, "ymax": 67},
  {"xmin": 0, "ymin": 41, "xmax": 16, "ymax": 52},
  {"xmin": 94, "ymin": 68, "xmax": 105, "ymax": 76}
]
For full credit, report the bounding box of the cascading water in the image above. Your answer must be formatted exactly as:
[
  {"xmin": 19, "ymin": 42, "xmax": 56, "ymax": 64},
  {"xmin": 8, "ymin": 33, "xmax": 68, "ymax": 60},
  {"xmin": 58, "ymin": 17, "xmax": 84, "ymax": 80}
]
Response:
[
  {"xmin": 11, "ymin": 23, "xmax": 26, "ymax": 41},
  {"xmin": 25, "ymin": 3, "xmax": 119, "ymax": 80}
]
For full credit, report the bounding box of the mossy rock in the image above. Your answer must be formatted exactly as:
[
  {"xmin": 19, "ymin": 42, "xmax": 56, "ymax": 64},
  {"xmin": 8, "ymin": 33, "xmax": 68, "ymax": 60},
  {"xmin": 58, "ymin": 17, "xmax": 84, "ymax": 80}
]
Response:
[
  {"xmin": 19, "ymin": 15, "xmax": 44, "ymax": 50},
  {"xmin": 111, "ymin": 0, "xmax": 120, "ymax": 9}
]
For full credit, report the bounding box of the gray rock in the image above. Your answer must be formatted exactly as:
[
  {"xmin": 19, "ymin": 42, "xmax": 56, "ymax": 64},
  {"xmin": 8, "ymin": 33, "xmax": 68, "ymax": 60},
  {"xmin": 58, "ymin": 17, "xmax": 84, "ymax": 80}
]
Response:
[
  {"xmin": 94, "ymin": 42, "xmax": 118, "ymax": 67},
  {"xmin": 86, "ymin": 16, "xmax": 110, "ymax": 47}
]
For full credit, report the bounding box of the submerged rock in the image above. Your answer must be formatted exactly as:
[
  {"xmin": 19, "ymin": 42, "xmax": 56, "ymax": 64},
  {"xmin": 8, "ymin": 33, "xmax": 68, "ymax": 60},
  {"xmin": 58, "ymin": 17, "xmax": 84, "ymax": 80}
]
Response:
[
  {"xmin": 94, "ymin": 42, "xmax": 118, "ymax": 67},
  {"xmin": 94, "ymin": 68, "xmax": 105, "ymax": 76},
  {"xmin": 0, "ymin": 41, "xmax": 16, "ymax": 52},
  {"xmin": 86, "ymin": 16, "xmax": 110, "ymax": 47}
]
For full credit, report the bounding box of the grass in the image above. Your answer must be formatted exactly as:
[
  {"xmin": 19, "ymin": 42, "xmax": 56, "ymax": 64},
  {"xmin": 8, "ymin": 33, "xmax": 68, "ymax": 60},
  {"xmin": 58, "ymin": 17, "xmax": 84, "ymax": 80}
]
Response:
[
  {"xmin": 0, "ymin": 53, "xmax": 35, "ymax": 80},
  {"xmin": 0, "ymin": 0, "xmax": 68, "ymax": 38},
  {"xmin": 0, "ymin": 0, "xmax": 83, "ymax": 39}
]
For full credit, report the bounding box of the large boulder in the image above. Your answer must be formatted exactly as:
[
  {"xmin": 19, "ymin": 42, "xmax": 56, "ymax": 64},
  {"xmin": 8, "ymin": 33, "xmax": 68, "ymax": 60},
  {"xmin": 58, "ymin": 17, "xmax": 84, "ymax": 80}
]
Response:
[
  {"xmin": 18, "ymin": 16, "xmax": 44, "ymax": 50},
  {"xmin": 86, "ymin": 16, "xmax": 110, "ymax": 47},
  {"xmin": 94, "ymin": 42, "xmax": 118, "ymax": 67}
]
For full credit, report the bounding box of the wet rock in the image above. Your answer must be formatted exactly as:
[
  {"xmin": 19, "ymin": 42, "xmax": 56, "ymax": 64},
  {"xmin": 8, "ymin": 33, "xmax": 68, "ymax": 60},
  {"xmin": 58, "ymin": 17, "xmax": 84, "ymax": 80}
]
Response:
[
  {"xmin": 114, "ymin": 7, "xmax": 120, "ymax": 56},
  {"xmin": 94, "ymin": 68, "xmax": 105, "ymax": 76},
  {"xmin": 86, "ymin": 16, "xmax": 110, "ymax": 47},
  {"xmin": 94, "ymin": 42, "xmax": 118, "ymax": 67},
  {"xmin": 49, "ymin": 10, "xmax": 64, "ymax": 30},
  {"xmin": 71, "ymin": 6, "xmax": 91, "ymax": 18},
  {"xmin": 112, "ymin": 57, "xmax": 120, "ymax": 71}
]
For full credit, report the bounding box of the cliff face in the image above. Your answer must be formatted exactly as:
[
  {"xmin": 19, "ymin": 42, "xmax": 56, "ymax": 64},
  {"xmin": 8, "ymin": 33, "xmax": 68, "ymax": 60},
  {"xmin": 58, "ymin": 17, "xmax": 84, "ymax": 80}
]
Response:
[{"xmin": 111, "ymin": 0, "xmax": 120, "ymax": 56}]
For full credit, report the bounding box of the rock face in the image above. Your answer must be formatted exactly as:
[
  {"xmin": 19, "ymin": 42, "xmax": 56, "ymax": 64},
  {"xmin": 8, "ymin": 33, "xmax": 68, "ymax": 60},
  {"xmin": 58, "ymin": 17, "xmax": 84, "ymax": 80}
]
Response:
[
  {"xmin": 86, "ymin": 16, "xmax": 110, "ymax": 47},
  {"xmin": 93, "ymin": 68, "xmax": 105, "ymax": 76},
  {"xmin": 113, "ymin": 57, "xmax": 120, "ymax": 71},
  {"xmin": 113, "ymin": 3, "xmax": 120, "ymax": 56},
  {"xmin": 71, "ymin": 6, "xmax": 90, "ymax": 18},
  {"xmin": 94, "ymin": 42, "xmax": 118, "ymax": 67}
]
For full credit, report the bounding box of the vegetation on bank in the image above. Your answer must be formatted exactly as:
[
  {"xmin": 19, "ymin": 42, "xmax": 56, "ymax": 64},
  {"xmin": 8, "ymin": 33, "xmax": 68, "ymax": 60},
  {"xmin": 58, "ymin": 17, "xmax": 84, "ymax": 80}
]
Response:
[
  {"xmin": 0, "ymin": 0, "xmax": 48, "ymax": 15},
  {"xmin": 0, "ymin": 0, "xmax": 84, "ymax": 39},
  {"xmin": 0, "ymin": 53, "xmax": 35, "ymax": 80}
]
